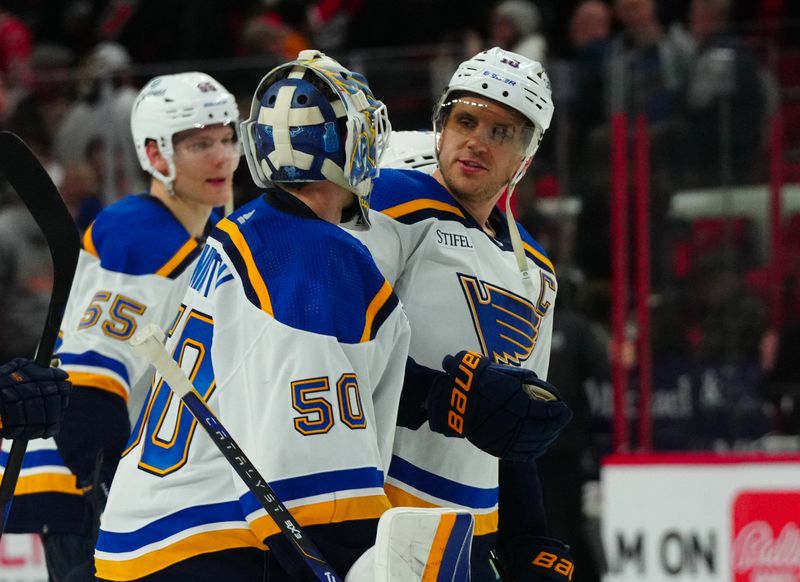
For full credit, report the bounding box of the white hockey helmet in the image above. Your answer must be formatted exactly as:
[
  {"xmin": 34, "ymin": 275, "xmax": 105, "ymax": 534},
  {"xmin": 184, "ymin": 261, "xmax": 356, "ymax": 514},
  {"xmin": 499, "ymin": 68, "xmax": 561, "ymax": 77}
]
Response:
[
  {"xmin": 380, "ymin": 130, "xmax": 437, "ymax": 174},
  {"xmin": 240, "ymin": 49, "xmax": 391, "ymax": 230},
  {"xmin": 131, "ymin": 72, "xmax": 240, "ymax": 188},
  {"xmin": 433, "ymin": 47, "xmax": 553, "ymax": 161}
]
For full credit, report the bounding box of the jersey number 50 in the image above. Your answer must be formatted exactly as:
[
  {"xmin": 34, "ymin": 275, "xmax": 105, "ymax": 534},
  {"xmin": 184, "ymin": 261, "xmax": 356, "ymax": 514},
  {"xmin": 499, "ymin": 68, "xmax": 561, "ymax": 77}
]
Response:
[{"xmin": 124, "ymin": 305, "xmax": 215, "ymax": 476}]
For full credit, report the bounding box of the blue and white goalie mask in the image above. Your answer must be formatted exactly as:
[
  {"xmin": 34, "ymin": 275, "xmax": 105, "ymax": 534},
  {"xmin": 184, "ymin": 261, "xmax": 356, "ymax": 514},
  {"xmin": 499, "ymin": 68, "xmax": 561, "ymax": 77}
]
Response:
[{"xmin": 241, "ymin": 50, "xmax": 391, "ymax": 229}]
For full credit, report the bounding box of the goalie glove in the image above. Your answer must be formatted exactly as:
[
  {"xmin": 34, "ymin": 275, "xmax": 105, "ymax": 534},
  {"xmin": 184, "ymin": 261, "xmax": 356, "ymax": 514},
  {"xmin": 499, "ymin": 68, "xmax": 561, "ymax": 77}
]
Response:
[
  {"xmin": 427, "ymin": 351, "xmax": 572, "ymax": 462},
  {"xmin": 491, "ymin": 536, "xmax": 575, "ymax": 581},
  {"xmin": 0, "ymin": 357, "xmax": 71, "ymax": 440}
]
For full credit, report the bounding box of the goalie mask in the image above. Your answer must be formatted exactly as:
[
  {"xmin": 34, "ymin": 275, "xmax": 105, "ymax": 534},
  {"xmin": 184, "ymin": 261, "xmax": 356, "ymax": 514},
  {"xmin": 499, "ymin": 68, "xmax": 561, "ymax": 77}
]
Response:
[
  {"xmin": 131, "ymin": 72, "xmax": 240, "ymax": 189},
  {"xmin": 433, "ymin": 47, "xmax": 553, "ymax": 183},
  {"xmin": 240, "ymin": 50, "xmax": 391, "ymax": 230}
]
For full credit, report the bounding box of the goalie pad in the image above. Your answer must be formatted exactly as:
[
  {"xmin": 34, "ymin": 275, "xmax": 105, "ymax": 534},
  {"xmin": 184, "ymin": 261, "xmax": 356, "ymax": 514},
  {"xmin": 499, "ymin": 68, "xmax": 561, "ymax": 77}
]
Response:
[{"xmin": 345, "ymin": 507, "xmax": 474, "ymax": 582}]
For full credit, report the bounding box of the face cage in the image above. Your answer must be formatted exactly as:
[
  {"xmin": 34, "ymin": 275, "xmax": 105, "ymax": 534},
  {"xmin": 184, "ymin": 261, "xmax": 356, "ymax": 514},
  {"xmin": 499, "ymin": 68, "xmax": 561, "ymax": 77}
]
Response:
[{"xmin": 344, "ymin": 99, "xmax": 391, "ymax": 198}]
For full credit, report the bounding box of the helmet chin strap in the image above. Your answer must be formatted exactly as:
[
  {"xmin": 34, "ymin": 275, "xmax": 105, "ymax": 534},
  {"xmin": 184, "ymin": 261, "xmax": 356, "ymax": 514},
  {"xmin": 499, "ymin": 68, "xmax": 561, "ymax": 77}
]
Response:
[
  {"xmin": 153, "ymin": 158, "xmax": 177, "ymax": 196},
  {"xmin": 504, "ymin": 156, "xmax": 534, "ymax": 295}
]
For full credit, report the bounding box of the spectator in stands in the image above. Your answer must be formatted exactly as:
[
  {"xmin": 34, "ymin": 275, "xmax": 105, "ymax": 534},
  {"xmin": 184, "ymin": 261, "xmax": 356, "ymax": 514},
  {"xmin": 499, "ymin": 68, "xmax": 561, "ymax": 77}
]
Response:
[
  {"xmin": 609, "ymin": 0, "xmax": 693, "ymax": 122},
  {"xmin": 489, "ymin": 0, "xmax": 547, "ymax": 62},
  {"xmin": 54, "ymin": 42, "xmax": 144, "ymax": 201},
  {"xmin": 0, "ymin": 3, "xmax": 33, "ymax": 113},
  {"xmin": 0, "ymin": 188, "xmax": 54, "ymax": 364},
  {"xmin": 239, "ymin": 8, "xmax": 310, "ymax": 61},
  {"xmin": 678, "ymin": 0, "xmax": 771, "ymax": 186},
  {"xmin": 565, "ymin": 0, "xmax": 613, "ymax": 179}
]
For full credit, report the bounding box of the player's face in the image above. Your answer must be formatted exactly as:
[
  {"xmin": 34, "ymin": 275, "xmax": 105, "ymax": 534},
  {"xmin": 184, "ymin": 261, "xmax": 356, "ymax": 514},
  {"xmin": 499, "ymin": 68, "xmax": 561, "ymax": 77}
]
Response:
[
  {"xmin": 171, "ymin": 124, "xmax": 240, "ymax": 208},
  {"xmin": 436, "ymin": 96, "xmax": 530, "ymax": 209}
]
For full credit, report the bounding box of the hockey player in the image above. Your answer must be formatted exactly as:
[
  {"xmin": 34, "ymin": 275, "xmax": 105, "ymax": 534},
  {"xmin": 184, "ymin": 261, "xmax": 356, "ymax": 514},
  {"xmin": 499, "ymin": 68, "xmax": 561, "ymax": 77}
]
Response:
[
  {"xmin": 0, "ymin": 72, "xmax": 240, "ymax": 581},
  {"xmin": 356, "ymin": 49, "xmax": 575, "ymax": 581},
  {"xmin": 0, "ymin": 358, "xmax": 71, "ymax": 440},
  {"xmin": 94, "ymin": 51, "xmax": 415, "ymax": 581}
]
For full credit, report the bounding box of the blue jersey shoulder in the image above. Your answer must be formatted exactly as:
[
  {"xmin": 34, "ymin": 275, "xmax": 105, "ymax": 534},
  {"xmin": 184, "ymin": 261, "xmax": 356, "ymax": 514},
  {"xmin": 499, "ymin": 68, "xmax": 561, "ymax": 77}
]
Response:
[
  {"xmin": 215, "ymin": 197, "xmax": 397, "ymax": 343},
  {"xmin": 371, "ymin": 169, "xmax": 465, "ymax": 222},
  {"xmin": 86, "ymin": 195, "xmax": 203, "ymax": 278}
]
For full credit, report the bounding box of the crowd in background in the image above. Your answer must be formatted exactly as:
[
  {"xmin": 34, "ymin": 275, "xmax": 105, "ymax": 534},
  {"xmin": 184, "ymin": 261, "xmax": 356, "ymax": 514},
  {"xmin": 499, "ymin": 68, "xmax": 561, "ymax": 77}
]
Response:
[{"xmin": 2, "ymin": 2, "xmax": 799, "ymax": 580}]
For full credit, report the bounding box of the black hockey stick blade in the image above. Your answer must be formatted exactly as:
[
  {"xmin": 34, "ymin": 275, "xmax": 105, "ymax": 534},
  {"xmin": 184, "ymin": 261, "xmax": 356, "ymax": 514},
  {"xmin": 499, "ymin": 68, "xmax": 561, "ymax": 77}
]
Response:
[{"xmin": 0, "ymin": 131, "xmax": 81, "ymax": 537}]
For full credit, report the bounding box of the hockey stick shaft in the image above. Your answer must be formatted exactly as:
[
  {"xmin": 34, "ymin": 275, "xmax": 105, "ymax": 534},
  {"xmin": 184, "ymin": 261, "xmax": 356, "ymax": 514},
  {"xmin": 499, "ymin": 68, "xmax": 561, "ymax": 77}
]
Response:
[
  {"xmin": 130, "ymin": 324, "xmax": 343, "ymax": 582},
  {"xmin": 0, "ymin": 131, "xmax": 81, "ymax": 537}
]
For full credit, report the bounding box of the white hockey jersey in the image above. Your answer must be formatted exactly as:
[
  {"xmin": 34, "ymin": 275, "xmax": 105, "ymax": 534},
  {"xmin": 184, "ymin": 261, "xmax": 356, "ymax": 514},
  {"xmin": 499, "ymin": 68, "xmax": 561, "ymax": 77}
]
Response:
[
  {"xmin": 354, "ymin": 169, "xmax": 558, "ymax": 540},
  {"xmin": 0, "ymin": 194, "xmax": 211, "ymax": 533},
  {"xmin": 95, "ymin": 191, "xmax": 410, "ymax": 580}
]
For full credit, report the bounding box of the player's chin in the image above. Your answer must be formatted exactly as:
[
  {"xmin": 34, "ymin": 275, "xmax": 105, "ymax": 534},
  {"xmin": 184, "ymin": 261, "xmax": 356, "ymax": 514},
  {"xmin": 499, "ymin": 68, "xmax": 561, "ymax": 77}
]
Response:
[{"xmin": 202, "ymin": 183, "xmax": 233, "ymax": 206}]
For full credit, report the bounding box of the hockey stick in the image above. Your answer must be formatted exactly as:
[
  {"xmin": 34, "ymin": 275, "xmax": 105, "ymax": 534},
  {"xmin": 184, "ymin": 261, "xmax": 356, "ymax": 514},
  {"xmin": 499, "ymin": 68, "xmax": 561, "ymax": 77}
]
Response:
[
  {"xmin": 0, "ymin": 131, "xmax": 81, "ymax": 537},
  {"xmin": 130, "ymin": 324, "xmax": 343, "ymax": 582}
]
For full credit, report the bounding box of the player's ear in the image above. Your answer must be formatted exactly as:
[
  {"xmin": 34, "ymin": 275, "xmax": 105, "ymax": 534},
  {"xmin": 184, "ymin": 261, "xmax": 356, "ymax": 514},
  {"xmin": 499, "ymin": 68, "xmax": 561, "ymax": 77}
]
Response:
[{"xmin": 145, "ymin": 139, "xmax": 168, "ymax": 174}]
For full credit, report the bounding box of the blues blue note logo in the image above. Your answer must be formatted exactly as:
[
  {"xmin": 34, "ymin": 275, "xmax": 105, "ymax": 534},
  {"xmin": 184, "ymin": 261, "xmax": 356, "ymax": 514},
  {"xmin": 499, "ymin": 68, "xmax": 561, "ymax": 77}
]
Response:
[{"xmin": 459, "ymin": 272, "xmax": 555, "ymax": 365}]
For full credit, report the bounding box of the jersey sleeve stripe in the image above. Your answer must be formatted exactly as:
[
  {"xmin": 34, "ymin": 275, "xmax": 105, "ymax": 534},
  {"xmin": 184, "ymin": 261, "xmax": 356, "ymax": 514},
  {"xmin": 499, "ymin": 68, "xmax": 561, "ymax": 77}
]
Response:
[
  {"xmin": 360, "ymin": 280, "xmax": 396, "ymax": 342},
  {"xmin": 522, "ymin": 241, "xmax": 555, "ymax": 274},
  {"xmin": 245, "ymin": 466, "xmax": 384, "ymax": 503},
  {"xmin": 387, "ymin": 455, "xmax": 498, "ymax": 508},
  {"xmin": 83, "ymin": 223, "xmax": 99, "ymax": 258},
  {"xmin": 0, "ymin": 448, "xmax": 84, "ymax": 496},
  {"xmin": 2, "ymin": 472, "xmax": 82, "ymax": 496},
  {"xmin": 95, "ymin": 528, "xmax": 266, "ymax": 581},
  {"xmin": 66, "ymin": 372, "xmax": 129, "ymax": 401},
  {"xmin": 384, "ymin": 484, "xmax": 499, "ymax": 537},
  {"xmin": 155, "ymin": 238, "xmax": 199, "ymax": 278},
  {"xmin": 97, "ymin": 500, "xmax": 252, "ymax": 553},
  {"xmin": 382, "ymin": 199, "xmax": 465, "ymax": 221},
  {"xmin": 215, "ymin": 219, "xmax": 274, "ymax": 315},
  {"xmin": 59, "ymin": 351, "xmax": 131, "ymax": 385},
  {"xmin": 2, "ymin": 448, "xmax": 63, "ymax": 469},
  {"xmin": 248, "ymin": 494, "xmax": 391, "ymax": 542}
]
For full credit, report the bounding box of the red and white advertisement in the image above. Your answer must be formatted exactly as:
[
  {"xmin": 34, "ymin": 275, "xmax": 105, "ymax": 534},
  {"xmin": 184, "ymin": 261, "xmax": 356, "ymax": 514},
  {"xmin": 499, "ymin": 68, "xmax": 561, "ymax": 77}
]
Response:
[
  {"xmin": 732, "ymin": 491, "xmax": 800, "ymax": 581},
  {"xmin": 602, "ymin": 454, "xmax": 800, "ymax": 582},
  {"xmin": 0, "ymin": 534, "xmax": 47, "ymax": 582}
]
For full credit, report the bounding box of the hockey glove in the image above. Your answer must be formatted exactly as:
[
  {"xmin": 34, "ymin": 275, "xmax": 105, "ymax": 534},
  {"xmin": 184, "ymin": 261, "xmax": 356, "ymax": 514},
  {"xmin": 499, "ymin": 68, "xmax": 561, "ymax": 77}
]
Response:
[
  {"xmin": 0, "ymin": 357, "xmax": 71, "ymax": 440},
  {"xmin": 427, "ymin": 351, "xmax": 572, "ymax": 462},
  {"xmin": 491, "ymin": 536, "xmax": 575, "ymax": 581},
  {"xmin": 54, "ymin": 386, "xmax": 130, "ymax": 491}
]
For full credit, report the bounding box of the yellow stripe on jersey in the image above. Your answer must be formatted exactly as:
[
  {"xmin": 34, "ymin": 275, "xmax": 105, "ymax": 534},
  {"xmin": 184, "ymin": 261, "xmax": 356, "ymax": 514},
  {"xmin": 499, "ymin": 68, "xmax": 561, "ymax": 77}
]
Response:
[
  {"xmin": 83, "ymin": 223, "xmax": 99, "ymax": 258},
  {"xmin": 250, "ymin": 494, "xmax": 391, "ymax": 542},
  {"xmin": 382, "ymin": 199, "xmax": 465, "ymax": 220},
  {"xmin": 156, "ymin": 238, "xmax": 199, "ymax": 278},
  {"xmin": 216, "ymin": 219, "xmax": 274, "ymax": 315},
  {"xmin": 385, "ymin": 483, "xmax": 498, "ymax": 536},
  {"xmin": 94, "ymin": 528, "xmax": 266, "ymax": 581},
  {"xmin": 0, "ymin": 472, "xmax": 83, "ymax": 496},
  {"xmin": 522, "ymin": 241, "xmax": 555, "ymax": 274},
  {"xmin": 360, "ymin": 280, "xmax": 393, "ymax": 343},
  {"xmin": 421, "ymin": 512, "xmax": 457, "ymax": 582},
  {"xmin": 67, "ymin": 372, "xmax": 128, "ymax": 402}
]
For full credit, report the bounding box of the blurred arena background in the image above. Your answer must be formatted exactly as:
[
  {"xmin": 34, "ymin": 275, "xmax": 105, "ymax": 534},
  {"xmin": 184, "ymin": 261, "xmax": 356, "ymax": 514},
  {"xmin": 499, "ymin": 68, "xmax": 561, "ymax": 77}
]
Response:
[{"xmin": 0, "ymin": 0, "xmax": 799, "ymax": 580}]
